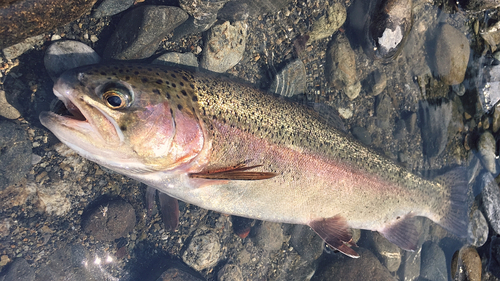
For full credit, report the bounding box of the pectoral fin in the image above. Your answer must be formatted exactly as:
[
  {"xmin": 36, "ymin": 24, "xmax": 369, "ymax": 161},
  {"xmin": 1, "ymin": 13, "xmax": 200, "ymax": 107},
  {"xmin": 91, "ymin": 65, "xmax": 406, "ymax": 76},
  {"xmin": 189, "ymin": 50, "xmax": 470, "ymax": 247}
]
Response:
[
  {"xmin": 189, "ymin": 164, "xmax": 277, "ymax": 180},
  {"xmin": 378, "ymin": 215, "xmax": 419, "ymax": 251},
  {"xmin": 158, "ymin": 192, "xmax": 179, "ymax": 231},
  {"xmin": 308, "ymin": 215, "xmax": 359, "ymax": 258}
]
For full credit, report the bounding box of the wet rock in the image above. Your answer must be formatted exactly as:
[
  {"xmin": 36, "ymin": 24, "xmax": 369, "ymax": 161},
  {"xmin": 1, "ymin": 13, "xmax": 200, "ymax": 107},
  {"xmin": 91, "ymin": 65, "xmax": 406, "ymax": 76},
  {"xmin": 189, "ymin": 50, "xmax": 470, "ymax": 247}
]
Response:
[
  {"xmin": 460, "ymin": 0, "xmax": 500, "ymax": 11},
  {"xmin": 231, "ymin": 0, "xmax": 293, "ymax": 16},
  {"xmin": 366, "ymin": 232, "xmax": 402, "ymax": 272},
  {"xmin": 325, "ymin": 33, "xmax": 360, "ymax": 100},
  {"xmin": 494, "ymin": 104, "xmax": 500, "ymax": 133},
  {"xmin": 269, "ymin": 59, "xmax": 307, "ymax": 97},
  {"xmin": 0, "ymin": 90, "xmax": 21, "ymax": 119},
  {"xmin": 352, "ymin": 127, "xmax": 372, "ymax": 145},
  {"xmin": 487, "ymin": 235, "xmax": 500, "ymax": 277},
  {"xmin": 253, "ymin": 221, "xmax": 285, "ymax": 251},
  {"xmin": 104, "ymin": 6, "xmax": 188, "ymax": 60},
  {"xmin": 478, "ymin": 131, "xmax": 498, "ymax": 174},
  {"xmin": 398, "ymin": 248, "xmax": 421, "ymax": 281},
  {"xmin": 375, "ymin": 94, "xmax": 392, "ymax": 130},
  {"xmin": 363, "ymin": 70, "xmax": 387, "ymax": 97},
  {"xmin": 93, "ymin": 0, "xmax": 135, "ymax": 18},
  {"xmin": 152, "ymin": 52, "xmax": 199, "ymax": 68},
  {"xmin": 309, "ymin": 3, "xmax": 346, "ymax": 42},
  {"xmin": 418, "ymin": 100, "xmax": 452, "ymax": 159},
  {"xmin": 288, "ymin": 225, "xmax": 324, "ymax": 263},
  {"xmin": 0, "ymin": 120, "xmax": 32, "ymax": 191},
  {"xmin": 420, "ymin": 241, "xmax": 447, "ymax": 281},
  {"xmin": 177, "ymin": 0, "xmax": 229, "ymax": 37},
  {"xmin": 468, "ymin": 209, "xmax": 488, "ymax": 247},
  {"xmin": 200, "ymin": 21, "xmax": 248, "ymax": 73},
  {"xmin": 82, "ymin": 199, "xmax": 136, "ymax": 241},
  {"xmin": 393, "ymin": 118, "xmax": 407, "ymax": 140},
  {"xmin": 311, "ymin": 248, "xmax": 396, "ymax": 280},
  {"xmin": 338, "ymin": 107, "xmax": 353, "ymax": 119},
  {"xmin": 0, "ymin": 258, "xmax": 34, "ymax": 281},
  {"xmin": 480, "ymin": 21, "xmax": 500, "ymax": 52},
  {"xmin": 0, "ymin": 0, "xmax": 97, "ymax": 49},
  {"xmin": 480, "ymin": 172, "xmax": 500, "ymax": 234},
  {"xmin": 2, "ymin": 34, "xmax": 44, "ymax": 60},
  {"xmin": 478, "ymin": 64, "xmax": 500, "ymax": 113},
  {"xmin": 157, "ymin": 267, "xmax": 204, "ymax": 281},
  {"xmin": 182, "ymin": 231, "xmax": 221, "ymax": 271},
  {"xmin": 218, "ymin": 1, "xmax": 249, "ymax": 22},
  {"xmin": 218, "ymin": 263, "xmax": 243, "ymax": 281},
  {"xmin": 434, "ymin": 24, "xmax": 470, "ymax": 85},
  {"xmin": 451, "ymin": 246, "xmax": 481, "ymax": 281},
  {"xmin": 44, "ymin": 40, "xmax": 100, "ymax": 81}
]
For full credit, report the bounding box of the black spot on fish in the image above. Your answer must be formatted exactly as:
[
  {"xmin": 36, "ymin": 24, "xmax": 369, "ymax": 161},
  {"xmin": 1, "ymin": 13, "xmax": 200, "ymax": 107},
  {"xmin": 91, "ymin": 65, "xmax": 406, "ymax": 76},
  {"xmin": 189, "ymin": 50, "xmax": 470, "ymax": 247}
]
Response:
[
  {"xmin": 100, "ymin": 72, "xmax": 107, "ymax": 76},
  {"xmin": 156, "ymin": 79, "xmax": 163, "ymax": 84},
  {"xmin": 126, "ymin": 69, "xmax": 130, "ymax": 73},
  {"xmin": 112, "ymin": 72, "xmax": 117, "ymax": 75},
  {"xmin": 180, "ymin": 82, "xmax": 184, "ymax": 87},
  {"xmin": 125, "ymin": 76, "xmax": 130, "ymax": 81},
  {"xmin": 119, "ymin": 69, "xmax": 123, "ymax": 73},
  {"xmin": 165, "ymin": 81, "xmax": 170, "ymax": 85},
  {"xmin": 113, "ymin": 66, "xmax": 119, "ymax": 70},
  {"xmin": 137, "ymin": 66, "xmax": 143, "ymax": 69},
  {"xmin": 177, "ymin": 104, "xmax": 183, "ymax": 110},
  {"xmin": 182, "ymin": 76, "xmax": 188, "ymax": 81},
  {"xmin": 172, "ymin": 83, "xmax": 177, "ymax": 88},
  {"xmin": 181, "ymin": 90, "xmax": 187, "ymax": 96},
  {"xmin": 192, "ymin": 96, "xmax": 198, "ymax": 102},
  {"xmin": 156, "ymin": 72, "xmax": 160, "ymax": 76},
  {"xmin": 190, "ymin": 84, "xmax": 195, "ymax": 89},
  {"xmin": 153, "ymin": 89, "xmax": 161, "ymax": 95},
  {"xmin": 165, "ymin": 92, "xmax": 171, "ymax": 99},
  {"xmin": 134, "ymin": 71, "xmax": 139, "ymax": 75},
  {"xmin": 171, "ymin": 73, "xmax": 176, "ymax": 78},
  {"xmin": 174, "ymin": 70, "xmax": 179, "ymax": 73},
  {"xmin": 170, "ymin": 108, "xmax": 173, "ymax": 116},
  {"xmin": 141, "ymin": 77, "xmax": 148, "ymax": 83},
  {"xmin": 107, "ymin": 77, "xmax": 112, "ymax": 80},
  {"xmin": 120, "ymin": 125, "xmax": 127, "ymax": 131},
  {"xmin": 176, "ymin": 95, "xmax": 180, "ymax": 99},
  {"xmin": 147, "ymin": 68, "xmax": 152, "ymax": 71}
]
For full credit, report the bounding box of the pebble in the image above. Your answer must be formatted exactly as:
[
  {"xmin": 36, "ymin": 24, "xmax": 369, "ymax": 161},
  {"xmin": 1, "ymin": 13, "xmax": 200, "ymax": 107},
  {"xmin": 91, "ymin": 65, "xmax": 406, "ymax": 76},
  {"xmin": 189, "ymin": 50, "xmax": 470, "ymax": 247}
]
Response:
[
  {"xmin": 417, "ymin": 100, "xmax": 452, "ymax": 159},
  {"xmin": 0, "ymin": 120, "xmax": 32, "ymax": 191},
  {"xmin": 44, "ymin": 40, "xmax": 101, "ymax": 81},
  {"xmin": 311, "ymin": 248, "xmax": 396, "ymax": 280},
  {"xmin": 434, "ymin": 24, "xmax": 470, "ymax": 85},
  {"xmin": 152, "ymin": 52, "xmax": 199, "ymax": 68},
  {"xmin": 351, "ymin": 127, "xmax": 372, "ymax": 145},
  {"xmin": 0, "ymin": 258, "xmax": 34, "ymax": 281},
  {"xmin": 103, "ymin": 6, "xmax": 188, "ymax": 60},
  {"xmin": 218, "ymin": 263, "xmax": 243, "ymax": 281},
  {"xmin": 182, "ymin": 231, "xmax": 221, "ymax": 271},
  {"xmin": 375, "ymin": 94, "xmax": 392, "ymax": 130},
  {"xmin": 325, "ymin": 33, "xmax": 360, "ymax": 100},
  {"xmin": 420, "ymin": 242, "xmax": 447, "ymax": 281},
  {"xmin": 480, "ymin": 172, "xmax": 500, "ymax": 234},
  {"xmin": 366, "ymin": 232, "xmax": 402, "ymax": 272},
  {"xmin": 338, "ymin": 107, "xmax": 353, "ymax": 119},
  {"xmin": 82, "ymin": 199, "xmax": 136, "ymax": 241},
  {"xmin": 2, "ymin": 34, "xmax": 44, "ymax": 60},
  {"xmin": 0, "ymin": 0, "xmax": 97, "ymax": 49},
  {"xmin": 308, "ymin": 3, "xmax": 346, "ymax": 42},
  {"xmin": 269, "ymin": 59, "xmax": 307, "ymax": 97},
  {"xmin": 252, "ymin": 221, "xmax": 285, "ymax": 252},
  {"xmin": 478, "ymin": 131, "xmax": 498, "ymax": 174},
  {"xmin": 468, "ymin": 209, "xmax": 488, "ymax": 247},
  {"xmin": 200, "ymin": 21, "xmax": 248, "ymax": 73},
  {"xmin": 479, "ymin": 64, "xmax": 500, "ymax": 112},
  {"xmin": 0, "ymin": 90, "xmax": 21, "ymax": 119},
  {"xmin": 157, "ymin": 267, "xmax": 204, "ymax": 281},
  {"xmin": 451, "ymin": 246, "xmax": 481, "ymax": 281},
  {"xmin": 93, "ymin": 0, "xmax": 135, "ymax": 18}
]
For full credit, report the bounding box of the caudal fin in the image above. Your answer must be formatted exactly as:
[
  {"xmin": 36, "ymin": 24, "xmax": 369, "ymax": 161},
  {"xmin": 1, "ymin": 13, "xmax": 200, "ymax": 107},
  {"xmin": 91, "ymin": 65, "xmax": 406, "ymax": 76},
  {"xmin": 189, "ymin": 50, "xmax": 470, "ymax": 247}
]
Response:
[{"xmin": 433, "ymin": 167, "xmax": 470, "ymax": 238}]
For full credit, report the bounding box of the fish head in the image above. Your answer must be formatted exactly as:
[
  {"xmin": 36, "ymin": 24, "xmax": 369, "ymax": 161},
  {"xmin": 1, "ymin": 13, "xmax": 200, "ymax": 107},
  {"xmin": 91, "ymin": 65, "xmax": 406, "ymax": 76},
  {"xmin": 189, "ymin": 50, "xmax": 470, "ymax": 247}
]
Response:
[{"xmin": 40, "ymin": 64, "xmax": 204, "ymax": 175}]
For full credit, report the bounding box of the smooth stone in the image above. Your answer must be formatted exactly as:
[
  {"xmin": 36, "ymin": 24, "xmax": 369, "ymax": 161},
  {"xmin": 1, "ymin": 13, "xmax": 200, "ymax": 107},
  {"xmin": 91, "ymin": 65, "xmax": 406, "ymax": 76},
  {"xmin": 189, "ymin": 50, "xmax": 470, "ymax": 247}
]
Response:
[
  {"xmin": 200, "ymin": 21, "xmax": 247, "ymax": 73},
  {"xmin": 0, "ymin": 258, "xmax": 34, "ymax": 281},
  {"xmin": 363, "ymin": 70, "xmax": 387, "ymax": 97},
  {"xmin": 252, "ymin": 221, "xmax": 285, "ymax": 252},
  {"xmin": 311, "ymin": 248, "xmax": 396, "ymax": 281},
  {"xmin": 152, "ymin": 52, "xmax": 199, "ymax": 68},
  {"xmin": 434, "ymin": 24, "xmax": 470, "ymax": 85},
  {"xmin": 338, "ymin": 107, "xmax": 353, "ymax": 119},
  {"xmin": 269, "ymin": 59, "xmax": 307, "ymax": 97},
  {"xmin": 0, "ymin": 120, "xmax": 32, "ymax": 190},
  {"xmin": 93, "ymin": 0, "xmax": 135, "ymax": 18},
  {"xmin": 82, "ymin": 199, "xmax": 136, "ymax": 241},
  {"xmin": 288, "ymin": 224, "xmax": 324, "ymax": 263},
  {"xmin": 375, "ymin": 94, "xmax": 392, "ymax": 130},
  {"xmin": 418, "ymin": 100, "xmax": 452, "ymax": 159},
  {"xmin": 493, "ymin": 103, "xmax": 500, "ymax": 133},
  {"xmin": 217, "ymin": 264, "xmax": 243, "ymax": 281},
  {"xmin": 479, "ymin": 64, "xmax": 500, "ymax": 112},
  {"xmin": 451, "ymin": 246, "xmax": 481, "ymax": 281},
  {"xmin": 0, "ymin": 0, "xmax": 97, "ymax": 49},
  {"xmin": 481, "ymin": 172, "xmax": 500, "ymax": 234},
  {"xmin": 398, "ymin": 248, "xmax": 421, "ymax": 281},
  {"xmin": 420, "ymin": 242, "xmax": 447, "ymax": 281},
  {"xmin": 367, "ymin": 232, "xmax": 402, "ymax": 272},
  {"xmin": 104, "ymin": 6, "xmax": 188, "ymax": 60},
  {"xmin": 325, "ymin": 33, "xmax": 359, "ymax": 100},
  {"xmin": 468, "ymin": 209, "xmax": 488, "ymax": 247},
  {"xmin": 218, "ymin": 1, "xmax": 249, "ymax": 22},
  {"xmin": 393, "ymin": 118, "xmax": 407, "ymax": 140},
  {"xmin": 2, "ymin": 34, "xmax": 44, "ymax": 60},
  {"xmin": 309, "ymin": 3, "xmax": 346, "ymax": 42},
  {"xmin": 478, "ymin": 131, "xmax": 498, "ymax": 174},
  {"xmin": 156, "ymin": 267, "xmax": 203, "ymax": 281},
  {"xmin": 44, "ymin": 40, "xmax": 101, "ymax": 81},
  {"xmin": 0, "ymin": 90, "xmax": 21, "ymax": 119},
  {"xmin": 352, "ymin": 126, "xmax": 372, "ymax": 145},
  {"xmin": 182, "ymin": 231, "xmax": 221, "ymax": 271}
]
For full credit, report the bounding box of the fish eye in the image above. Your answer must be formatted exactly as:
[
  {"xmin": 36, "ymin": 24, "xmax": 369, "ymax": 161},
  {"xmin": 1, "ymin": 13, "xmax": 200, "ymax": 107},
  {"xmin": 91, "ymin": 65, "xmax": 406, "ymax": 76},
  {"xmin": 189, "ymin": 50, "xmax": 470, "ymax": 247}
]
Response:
[{"xmin": 102, "ymin": 90, "xmax": 130, "ymax": 109}]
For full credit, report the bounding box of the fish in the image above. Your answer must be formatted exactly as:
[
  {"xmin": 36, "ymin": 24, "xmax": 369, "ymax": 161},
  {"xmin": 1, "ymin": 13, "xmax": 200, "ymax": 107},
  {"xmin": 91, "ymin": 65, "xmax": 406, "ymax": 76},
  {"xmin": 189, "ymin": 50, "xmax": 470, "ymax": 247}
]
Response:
[{"xmin": 39, "ymin": 63, "xmax": 469, "ymax": 258}]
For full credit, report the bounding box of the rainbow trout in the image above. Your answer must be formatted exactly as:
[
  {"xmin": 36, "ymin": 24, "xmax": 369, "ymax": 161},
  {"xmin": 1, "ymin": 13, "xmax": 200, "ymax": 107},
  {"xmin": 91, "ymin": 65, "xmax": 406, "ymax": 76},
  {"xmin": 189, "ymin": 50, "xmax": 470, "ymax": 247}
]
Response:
[{"xmin": 39, "ymin": 63, "xmax": 468, "ymax": 257}]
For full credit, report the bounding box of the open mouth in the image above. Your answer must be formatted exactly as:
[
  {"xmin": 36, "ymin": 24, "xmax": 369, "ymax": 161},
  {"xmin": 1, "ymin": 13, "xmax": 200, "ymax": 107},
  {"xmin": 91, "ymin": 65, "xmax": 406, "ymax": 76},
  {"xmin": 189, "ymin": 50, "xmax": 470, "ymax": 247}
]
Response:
[{"xmin": 50, "ymin": 99, "xmax": 87, "ymax": 121}]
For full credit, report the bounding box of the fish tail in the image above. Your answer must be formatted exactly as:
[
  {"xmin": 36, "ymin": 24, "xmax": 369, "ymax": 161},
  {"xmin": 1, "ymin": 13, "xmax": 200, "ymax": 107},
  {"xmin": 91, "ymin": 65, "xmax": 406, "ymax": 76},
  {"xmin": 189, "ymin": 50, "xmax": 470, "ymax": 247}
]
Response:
[{"xmin": 433, "ymin": 167, "xmax": 470, "ymax": 238}]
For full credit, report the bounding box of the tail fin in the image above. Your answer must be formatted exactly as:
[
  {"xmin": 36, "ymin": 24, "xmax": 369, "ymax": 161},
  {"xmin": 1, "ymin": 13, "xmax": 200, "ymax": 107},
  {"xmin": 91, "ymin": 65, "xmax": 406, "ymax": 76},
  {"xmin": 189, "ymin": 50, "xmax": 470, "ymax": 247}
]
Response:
[{"xmin": 433, "ymin": 167, "xmax": 470, "ymax": 238}]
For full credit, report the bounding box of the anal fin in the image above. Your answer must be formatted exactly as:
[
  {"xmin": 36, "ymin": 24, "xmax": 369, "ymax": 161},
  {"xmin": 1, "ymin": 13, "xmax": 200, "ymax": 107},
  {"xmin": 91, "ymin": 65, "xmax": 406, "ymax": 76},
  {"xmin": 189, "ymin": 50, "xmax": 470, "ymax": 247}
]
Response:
[
  {"xmin": 308, "ymin": 215, "xmax": 359, "ymax": 258},
  {"xmin": 189, "ymin": 164, "xmax": 277, "ymax": 180},
  {"xmin": 378, "ymin": 215, "xmax": 419, "ymax": 251}
]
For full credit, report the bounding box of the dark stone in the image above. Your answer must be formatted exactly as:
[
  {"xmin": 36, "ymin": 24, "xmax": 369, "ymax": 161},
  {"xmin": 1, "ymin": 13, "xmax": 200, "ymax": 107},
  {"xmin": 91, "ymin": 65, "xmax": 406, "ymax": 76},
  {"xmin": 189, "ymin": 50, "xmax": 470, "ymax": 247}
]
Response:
[
  {"xmin": 231, "ymin": 0, "xmax": 293, "ymax": 16},
  {"xmin": 218, "ymin": 1, "xmax": 249, "ymax": 22},
  {"xmin": 287, "ymin": 224, "xmax": 324, "ymax": 263},
  {"xmin": 420, "ymin": 241, "xmax": 447, "ymax": 281},
  {"xmin": 157, "ymin": 267, "xmax": 204, "ymax": 281},
  {"xmin": 0, "ymin": 0, "xmax": 97, "ymax": 49},
  {"xmin": 103, "ymin": 5, "xmax": 188, "ymax": 60},
  {"xmin": 82, "ymin": 199, "xmax": 136, "ymax": 241},
  {"xmin": 352, "ymin": 126, "xmax": 372, "ymax": 145},
  {"xmin": 0, "ymin": 258, "xmax": 35, "ymax": 281},
  {"xmin": 0, "ymin": 120, "xmax": 32, "ymax": 190},
  {"xmin": 93, "ymin": 0, "xmax": 135, "ymax": 18}
]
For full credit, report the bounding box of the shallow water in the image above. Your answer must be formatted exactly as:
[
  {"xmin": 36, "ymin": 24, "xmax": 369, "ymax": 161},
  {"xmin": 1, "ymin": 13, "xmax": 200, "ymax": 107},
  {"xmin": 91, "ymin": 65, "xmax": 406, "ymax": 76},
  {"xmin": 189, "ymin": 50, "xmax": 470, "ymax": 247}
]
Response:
[{"xmin": 0, "ymin": 0, "xmax": 497, "ymax": 280}]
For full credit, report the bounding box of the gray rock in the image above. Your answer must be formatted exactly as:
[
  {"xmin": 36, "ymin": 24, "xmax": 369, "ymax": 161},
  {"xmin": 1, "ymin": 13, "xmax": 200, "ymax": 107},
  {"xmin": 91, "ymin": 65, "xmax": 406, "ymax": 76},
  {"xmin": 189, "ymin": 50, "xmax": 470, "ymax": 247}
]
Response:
[
  {"xmin": 352, "ymin": 127, "xmax": 372, "ymax": 145},
  {"xmin": 0, "ymin": 90, "xmax": 21, "ymax": 119},
  {"xmin": 0, "ymin": 258, "xmax": 34, "ymax": 281},
  {"xmin": 464, "ymin": 0, "xmax": 500, "ymax": 11},
  {"xmin": 217, "ymin": 264, "xmax": 243, "ymax": 281},
  {"xmin": 478, "ymin": 131, "xmax": 498, "ymax": 174},
  {"xmin": 35, "ymin": 244, "xmax": 91, "ymax": 280},
  {"xmin": 433, "ymin": 24, "xmax": 470, "ymax": 85},
  {"xmin": 173, "ymin": 0, "xmax": 229, "ymax": 40},
  {"xmin": 363, "ymin": 70, "xmax": 387, "ymax": 97},
  {"xmin": 367, "ymin": 232, "xmax": 402, "ymax": 272},
  {"xmin": 398, "ymin": 248, "xmax": 421, "ymax": 281},
  {"xmin": 252, "ymin": 221, "xmax": 284, "ymax": 252},
  {"xmin": 309, "ymin": 3, "xmax": 346, "ymax": 42},
  {"xmin": 2, "ymin": 35, "xmax": 44, "ymax": 60},
  {"xmin": 420, "ymin": 242, "xmax": 447, "ymax": 281},
  {"xmin": 468, "ymin": 209, "xmax": 488, "ymax": 247},
  {"xmin": 82, "ymin": 199, "xmax": 136, "ymax": 241},
  {"xmin": 93, "ymin": 0, "xmax": 135, "ymax": 18},
  {"xmin": 288, "ymin": 224, "xmax": 323, "ymax": 263},
  {"xmin": 44, "ymin": 40, "xmax": 100, "ymax": 81},
  {"xmin": 479, "ymin": 64, "xmax": 500, "ymax": 113},
  {"xmin": 376, "ymin": 94, "xmax": 392, "ymax": 130},
  {"xmin": 152, "ymin": 52, "xmax": 199, "ymax": 68},
  {"xmin": 218, "ymin": 1, "xmax": 249, "ymax": 22},
  {"xmin": 493, "ymin": 103, "xmax": 500, "ymax": 133},
  {"xmin": 269, "ymin": 59, "xmax": 307, "ymax": 97},
  {"xmin": 182, "ymin": 231, "xmax": 221, "ymax": 271},
  {"xmin": 156, "ymin": 268, "xmax": 204, "ymax": 281},
  {"xmin": 487, "ymin": 235, "xmax": 500, "ymax": 277},
  {"xmin": 0, "ymin": 120, "xmax": 32, "ymax": 190},
  {"xmin": 480, "ymin": 172, "xmax": 500, "ymax": 234},
  {"xmin": 311, "ymin": 248, "xmax": 396, "ymax": 280},
  {"xmin": 200, "ymin": 21, "xmax": 247, "ymax": 73},
  {"xmin": 231, "ymin": 0, "xmax": 293, "ymax": 16},
  {"xmin": 451, "ymin": 246, "xmax": 482, "ymax": 281},
  {"xmin": 104, "ymin": 6, "xmax": 188, "ymax": 60}
]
